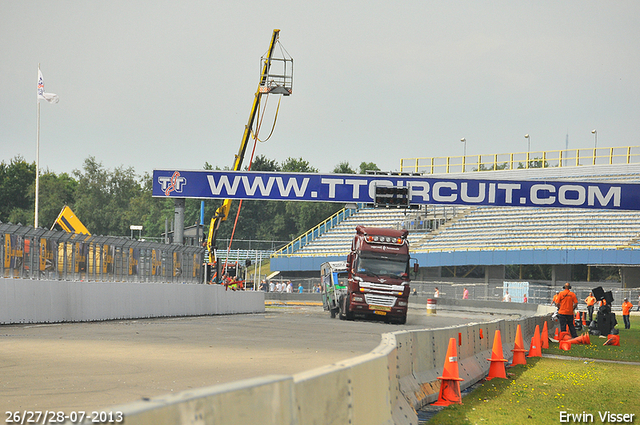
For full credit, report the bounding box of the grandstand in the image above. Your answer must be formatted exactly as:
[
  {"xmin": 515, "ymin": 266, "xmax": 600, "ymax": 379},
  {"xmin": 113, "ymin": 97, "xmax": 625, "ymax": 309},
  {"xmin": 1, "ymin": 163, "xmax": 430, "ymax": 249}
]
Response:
[{"xmin": 271, "ymin": 147, "xmax": 640, "ymax": 289}]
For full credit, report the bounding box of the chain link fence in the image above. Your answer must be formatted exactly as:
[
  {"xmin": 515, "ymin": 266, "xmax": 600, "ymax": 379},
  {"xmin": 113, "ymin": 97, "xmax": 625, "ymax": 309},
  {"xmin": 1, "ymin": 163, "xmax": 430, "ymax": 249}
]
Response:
[{"xmin": 1, "ymin": 222, "xmax": 204, "ymax": 283}]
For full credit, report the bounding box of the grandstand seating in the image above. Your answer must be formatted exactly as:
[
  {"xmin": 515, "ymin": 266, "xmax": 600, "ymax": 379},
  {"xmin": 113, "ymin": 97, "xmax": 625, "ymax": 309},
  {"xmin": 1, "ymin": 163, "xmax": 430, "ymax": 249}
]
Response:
[
  {"xmin": 412, "ymin": 207, "xmax": 640, "ymax": 251},
  {"xmin": 285, "ymin": 205, "xmax": 640, "ymax": 256},
  {"xmin": 291, "ymin": 206, "xmax": 463, "ymax": 255},
  {"xmin": 274, "ymin": 162, "xmax": 640, "ymax": 259}
]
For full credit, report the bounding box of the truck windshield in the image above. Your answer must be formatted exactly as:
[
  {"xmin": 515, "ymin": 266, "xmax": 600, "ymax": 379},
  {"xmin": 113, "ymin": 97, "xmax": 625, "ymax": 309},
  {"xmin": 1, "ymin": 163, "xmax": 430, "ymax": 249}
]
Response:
[{"xmin": 355, "ymin": 254, "xmax": 408, "ymax": 279}]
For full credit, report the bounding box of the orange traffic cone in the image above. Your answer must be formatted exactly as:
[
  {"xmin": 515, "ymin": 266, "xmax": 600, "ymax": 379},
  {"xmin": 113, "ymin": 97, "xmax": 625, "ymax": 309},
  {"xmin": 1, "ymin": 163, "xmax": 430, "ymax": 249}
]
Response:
[
  {"xmin": 541, "ymin": 321, "xmax": 549, "ymax": 349},
  {"xmin": 432, "ymin": 337, "xmax": 464, "ymax": 406},
  {"xmin": 553, "ymin": 326, "xmax": 560, "ymax": 340},
  {"xmin": 486, "ymin": 330, "xmax": 507, "ymax": 380},
  {"xmin": 603, "ymin": 334, "xmax": 620, "ymax": 346},
  {"xmin": 559, "ymin": 325, "xmax": 571, "ymax": 342},
  {"xmin": 567, "ymin": 333, "xmax": 591, "ymax": 345},
  {"xmin": 581, "ymin": 312, "xmax": 587, "ymax": 326},
  {"xmin": 559, "ymin": 340, "xmax": 572, "ymax": 351},
  {"xmin": 527, "ymin": 325, "xmax": 542, "ymax": 358},
  {"xmin": 511, "ymin": 324, "xmax": 527, "ymax": 366}
]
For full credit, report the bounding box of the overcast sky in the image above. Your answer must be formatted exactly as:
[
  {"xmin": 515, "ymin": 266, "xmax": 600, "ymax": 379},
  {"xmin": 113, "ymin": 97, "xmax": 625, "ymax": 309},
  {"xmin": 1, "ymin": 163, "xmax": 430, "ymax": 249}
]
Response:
[{"xmin": 2, "ymin": 1, "xmax": 639, "ymax": 177}]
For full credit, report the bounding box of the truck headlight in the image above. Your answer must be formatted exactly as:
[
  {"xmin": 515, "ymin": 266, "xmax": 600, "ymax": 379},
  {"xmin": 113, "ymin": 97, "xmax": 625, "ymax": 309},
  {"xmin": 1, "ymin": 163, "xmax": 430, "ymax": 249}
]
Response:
[
  {"xmin": 398, "ymin": 301, "xmax": 407, "ymax": 307},
  {"xmin": 353, "ymin": 296, "xmax": 364, "ymax": 303}
]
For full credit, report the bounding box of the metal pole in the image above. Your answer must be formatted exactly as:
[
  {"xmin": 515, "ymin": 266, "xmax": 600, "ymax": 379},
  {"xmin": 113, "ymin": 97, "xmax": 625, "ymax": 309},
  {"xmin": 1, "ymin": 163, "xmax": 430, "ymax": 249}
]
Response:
[{"xmin": 35, "ymin": 65, "xmax": 40, "ymax": 228}]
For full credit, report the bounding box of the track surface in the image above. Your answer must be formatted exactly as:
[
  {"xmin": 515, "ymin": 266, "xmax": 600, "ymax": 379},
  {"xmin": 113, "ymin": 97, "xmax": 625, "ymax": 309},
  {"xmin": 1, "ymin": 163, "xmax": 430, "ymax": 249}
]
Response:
[{"xmin": 0, "ymin": 305, "xmax": 508, "ymax": 414}]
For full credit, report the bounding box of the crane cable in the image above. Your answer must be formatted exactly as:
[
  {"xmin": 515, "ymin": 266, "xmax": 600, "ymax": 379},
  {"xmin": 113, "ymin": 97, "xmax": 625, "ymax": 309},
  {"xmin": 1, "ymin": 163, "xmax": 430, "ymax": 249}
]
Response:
[
  {"xmin": 224, "ymin": 93, "xmax": 277, "ymax": 276},
  {"xmin": 252, "ymin": 94, "xmax": 281, "ymax": 143}
]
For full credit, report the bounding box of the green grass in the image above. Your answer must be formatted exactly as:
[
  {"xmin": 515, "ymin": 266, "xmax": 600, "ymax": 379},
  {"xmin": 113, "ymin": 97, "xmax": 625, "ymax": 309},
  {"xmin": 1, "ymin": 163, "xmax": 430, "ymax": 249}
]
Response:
[
  {"xmin": 426, "ymin": 316, "xmax": 640, "ymax": 425},
  {"xmin": 543, "ymin": 315, "xmax": 640, "ymax": 362}
]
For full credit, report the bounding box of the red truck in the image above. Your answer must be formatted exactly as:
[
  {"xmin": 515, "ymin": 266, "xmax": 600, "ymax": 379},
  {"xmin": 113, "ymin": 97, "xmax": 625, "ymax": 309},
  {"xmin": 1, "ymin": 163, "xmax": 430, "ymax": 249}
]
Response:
[{"xmin": 322, "ymin": 225, "xmax": 412, "ymax": 324}]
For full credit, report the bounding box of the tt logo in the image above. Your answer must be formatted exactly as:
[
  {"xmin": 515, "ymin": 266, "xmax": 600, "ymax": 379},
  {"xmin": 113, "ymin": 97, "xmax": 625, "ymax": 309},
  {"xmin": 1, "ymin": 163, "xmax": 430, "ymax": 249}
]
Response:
[{"xmin": 158, "ymin": 171, "xmax": 187, "ymax": 196}]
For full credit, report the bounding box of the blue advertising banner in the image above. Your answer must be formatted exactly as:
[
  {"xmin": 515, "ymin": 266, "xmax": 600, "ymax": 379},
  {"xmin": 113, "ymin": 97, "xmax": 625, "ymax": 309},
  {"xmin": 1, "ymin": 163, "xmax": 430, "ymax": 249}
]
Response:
[{"xmin": 153, "ymin": 169, "xmax": 640, "ymax": 210}]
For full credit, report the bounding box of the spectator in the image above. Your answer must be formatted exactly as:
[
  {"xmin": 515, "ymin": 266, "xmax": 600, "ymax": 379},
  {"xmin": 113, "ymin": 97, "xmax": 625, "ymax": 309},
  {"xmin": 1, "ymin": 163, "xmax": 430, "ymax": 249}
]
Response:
[
  {"xmin": 557, "ymin": 283, "xmax": 578, "ymax": 338},
  {"xmin": 585, "ymin": 292, "xmax": 596, "ymax": 322},
  {"xmin": 286, "ymin": 280, "xmax": 293, "ymax": 293},
  {"xmin": 622, "ymin": 298, "xmax": 633, "ymax": 329},
  {"xmin": 523, "ymin": 293, "xmax": 528, "ymax": 303},
  {"xmin": 462, "ymin": 287, "xmax": 469, "ymax": 299},
  {"xmin": 503, "ymin": 290, "xmax": 511, "ymax": 302},
  {"xmin": 269, "ymin": 280, "xmax": 275, "ymax": 292},
  {"xmin": 298, "ymin": 283, "xmax": 304, "ymax": 294},
  {"xmin": 434, "ymin": 287, "xmax": 440, "ymax": 298},
  {"xmin": 258, "ymin": 280, "xmax": 266, "ymax": 292}
]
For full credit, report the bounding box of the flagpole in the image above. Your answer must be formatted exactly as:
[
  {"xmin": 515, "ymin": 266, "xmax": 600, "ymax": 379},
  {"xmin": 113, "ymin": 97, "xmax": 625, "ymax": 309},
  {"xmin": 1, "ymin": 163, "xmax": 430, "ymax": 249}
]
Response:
[{"xmin": 35, "ymin": 64, "xmax": 40, "ymax": 228}]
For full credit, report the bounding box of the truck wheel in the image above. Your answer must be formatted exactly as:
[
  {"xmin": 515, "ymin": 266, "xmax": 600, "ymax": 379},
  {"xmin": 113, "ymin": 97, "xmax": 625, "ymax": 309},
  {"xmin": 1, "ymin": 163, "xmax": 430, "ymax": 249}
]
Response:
[
  {"xmin": 397, "ymin": 315, "xmax": 407, "ymax": 325},
  {"xmin": 330, "ymin": 308, "xmax": 337, "ymax": 319},
  {"xmin": 343, "ymin": 297, "xmax": 354, "ymax": 321}
]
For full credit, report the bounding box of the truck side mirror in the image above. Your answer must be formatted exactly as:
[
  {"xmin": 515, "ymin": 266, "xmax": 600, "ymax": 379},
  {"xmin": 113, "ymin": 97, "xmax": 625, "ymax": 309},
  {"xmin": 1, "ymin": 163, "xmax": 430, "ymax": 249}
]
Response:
[{"xmin": 413, "ymin": 263, "xmax": 419, "ymax": 273}]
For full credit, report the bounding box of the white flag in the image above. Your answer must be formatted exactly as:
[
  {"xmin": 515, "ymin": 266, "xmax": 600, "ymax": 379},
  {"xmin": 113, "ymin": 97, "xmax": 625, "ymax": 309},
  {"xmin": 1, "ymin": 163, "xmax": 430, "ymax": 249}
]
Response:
[{"xmin": 38, "ymin": 69, "xmax": 59, "ymax": 104}]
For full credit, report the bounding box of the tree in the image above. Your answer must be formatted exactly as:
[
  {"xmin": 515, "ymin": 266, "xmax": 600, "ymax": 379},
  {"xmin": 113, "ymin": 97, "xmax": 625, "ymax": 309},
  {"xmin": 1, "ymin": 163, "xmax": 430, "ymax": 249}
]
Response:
[
  {"xmin": 73, "ymin": 156, "xmax": 144, "ymax": 236},
  {"xmin": 0, "ymin": 156, "xmax": 36, "ymax": 223},
  {"xmin": 36, "ymin": 171, "xmax": 78, "ymax": 229},
  {"xmin": 282, "ymin": 157, "xmax": 317, "ymax": 173},
  {"xmin": 333, "ymin": 161, "xmax": 355, "ymax": 174},
  {"xmin": 358, "ymin": 162, "xmax": 380, "ymax": 174}
]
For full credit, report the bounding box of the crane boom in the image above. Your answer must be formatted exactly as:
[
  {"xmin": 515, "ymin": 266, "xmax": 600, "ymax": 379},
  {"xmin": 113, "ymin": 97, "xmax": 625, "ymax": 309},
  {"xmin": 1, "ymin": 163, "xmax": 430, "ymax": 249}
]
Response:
[{"xmin": 206, "ymin": 29, "xmax": 285, "ymax": 280}]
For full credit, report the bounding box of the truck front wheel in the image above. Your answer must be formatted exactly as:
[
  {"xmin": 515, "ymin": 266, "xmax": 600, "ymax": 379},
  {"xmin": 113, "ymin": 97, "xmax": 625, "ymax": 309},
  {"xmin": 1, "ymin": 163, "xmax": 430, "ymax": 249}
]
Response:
[{"xmin": 339, "ymin": 296, "xmax": 354, "ymax": 321}]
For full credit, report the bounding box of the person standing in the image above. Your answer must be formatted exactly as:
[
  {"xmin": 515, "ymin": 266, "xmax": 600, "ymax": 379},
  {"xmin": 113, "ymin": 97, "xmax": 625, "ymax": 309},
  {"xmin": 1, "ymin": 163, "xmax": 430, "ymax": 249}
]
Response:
[
  {"xmin": 434, "ymin": 287, "xmax": 440, "ymax": 298},
  {"xmin": 557, "ymin": 283, "xmax": 578, "ymax": 338},
  {"xmin": 503, "ymin": 290, "xmax": 511, "ymax": 302},
  {"xmin": 523, "ymin": 293, "xmax": 528, "ymax": 303},
  {"xmin": 584, "ymin": 292, "xmax": 596, "ymax": 322},
  {"xmin": 622, "ymin": 298, "xmax": 633, "ymax": 329},
  {"xmin": 462, "ymin": 287, "xmax": 469, "ymax": 299}
]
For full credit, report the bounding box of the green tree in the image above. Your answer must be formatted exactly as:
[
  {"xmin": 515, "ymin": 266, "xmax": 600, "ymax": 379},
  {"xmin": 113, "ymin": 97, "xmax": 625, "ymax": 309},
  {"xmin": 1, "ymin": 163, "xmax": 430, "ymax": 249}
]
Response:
[
  {"xmin": 73, "ymin": 156, "xmax": 144, "ymax": 236},
  {"xmin": 36, "ymin": 171, "xmax": 78, "ymax": 229},
  {"xmin": 359, "ymin": 162, "xmax": 380, "ymax": 174},
  {"xmin": 0, "ymin": 156, "xmax": 36, "ymax": 223},
  {"xmin": 333, "ymin": 161, "xmax": 356, "ymax": 174}
]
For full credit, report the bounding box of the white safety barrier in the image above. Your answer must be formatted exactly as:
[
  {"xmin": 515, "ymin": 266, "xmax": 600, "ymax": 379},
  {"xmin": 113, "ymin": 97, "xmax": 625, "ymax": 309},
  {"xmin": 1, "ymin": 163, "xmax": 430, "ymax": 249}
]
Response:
[
  {"xmin": 0, "ymin": 278, "xmax": 264, "ymax": 324},
  {"xmin": 93, "ymin": 304, "xmax": 553, "ymax": 425}
]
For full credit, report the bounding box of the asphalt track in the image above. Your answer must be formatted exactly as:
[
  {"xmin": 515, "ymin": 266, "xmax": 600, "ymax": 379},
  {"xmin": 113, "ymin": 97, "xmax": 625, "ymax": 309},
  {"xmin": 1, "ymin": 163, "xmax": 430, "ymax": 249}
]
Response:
[{"xmin": 0, "ymin": 304, "xmax": 512, "ymax": 415}]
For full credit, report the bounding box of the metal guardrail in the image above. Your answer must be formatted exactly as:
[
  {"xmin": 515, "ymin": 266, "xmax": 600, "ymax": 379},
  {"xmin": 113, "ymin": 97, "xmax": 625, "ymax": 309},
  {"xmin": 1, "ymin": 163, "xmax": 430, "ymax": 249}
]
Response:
[
  {"xmin": 400, "ymin": 146, "xmax": 640, "ymax": 174},
  {"xmin": 216, "ymin": 248, "xmax": 275, "ymax": 262},
  {"xmin": 1, "ymin": 222, "xmax": 205, "ymax": 283}
]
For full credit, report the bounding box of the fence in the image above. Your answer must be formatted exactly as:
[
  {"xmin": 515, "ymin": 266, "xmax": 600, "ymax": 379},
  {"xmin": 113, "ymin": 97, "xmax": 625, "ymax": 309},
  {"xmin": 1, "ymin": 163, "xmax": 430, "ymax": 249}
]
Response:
[
  {"xmin": 409, "ymin": 280, "xmax": 640, "ymax": 311},
  {"xmin": 400, "ymin": 145, "xmax": 640, "ymax": 174},
  {"xmin": 1, "ymin": 222, "xmax": 205, "ymax": 283}
]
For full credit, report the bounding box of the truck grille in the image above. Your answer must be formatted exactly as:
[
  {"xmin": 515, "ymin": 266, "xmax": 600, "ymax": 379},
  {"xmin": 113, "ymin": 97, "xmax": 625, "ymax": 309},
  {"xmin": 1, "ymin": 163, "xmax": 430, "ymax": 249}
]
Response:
[{"xmin": 364, "ymin": 294, "xmax": 396, "ymax": 307}]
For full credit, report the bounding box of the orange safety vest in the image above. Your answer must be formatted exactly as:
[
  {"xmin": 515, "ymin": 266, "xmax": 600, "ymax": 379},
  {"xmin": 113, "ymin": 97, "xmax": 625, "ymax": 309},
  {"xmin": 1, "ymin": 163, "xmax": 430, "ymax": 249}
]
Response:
[
  {"xmin": 622, "ymin": 301, "xmax": 633, "ymax": 315},
  {"xmin": 557, "ymin": 289, "xmax": 578, "ymax": 315},
  {"xmin": 585, "ymin": 295, "xmax": 596, "ymax": 306}
]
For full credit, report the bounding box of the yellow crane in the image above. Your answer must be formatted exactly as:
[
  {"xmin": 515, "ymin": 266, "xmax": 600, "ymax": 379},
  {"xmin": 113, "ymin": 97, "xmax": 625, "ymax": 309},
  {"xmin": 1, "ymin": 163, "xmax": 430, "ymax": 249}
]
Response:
[{"xmin": 206, "ymin": 29, "xmax": 292, "ymax": 283}]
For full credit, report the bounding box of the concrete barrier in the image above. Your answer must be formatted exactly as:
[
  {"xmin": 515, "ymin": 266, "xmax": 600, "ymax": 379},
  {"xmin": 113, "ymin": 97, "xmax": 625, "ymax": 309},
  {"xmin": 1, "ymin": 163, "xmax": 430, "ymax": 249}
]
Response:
[
  {"xmin": 89, "ymin": 302, "xmax": 553, "ymax": 425},
  {"xmin": 0, "ymin": 278, "xmax": 264, "ymax": 324}
]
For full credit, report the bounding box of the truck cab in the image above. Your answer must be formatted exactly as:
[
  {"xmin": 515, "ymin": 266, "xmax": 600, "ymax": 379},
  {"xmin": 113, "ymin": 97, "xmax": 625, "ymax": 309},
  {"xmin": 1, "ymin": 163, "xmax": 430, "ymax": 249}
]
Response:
[{"xmin": 321, "ymin": 225, "xmax": 412, "ymax": 324}]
